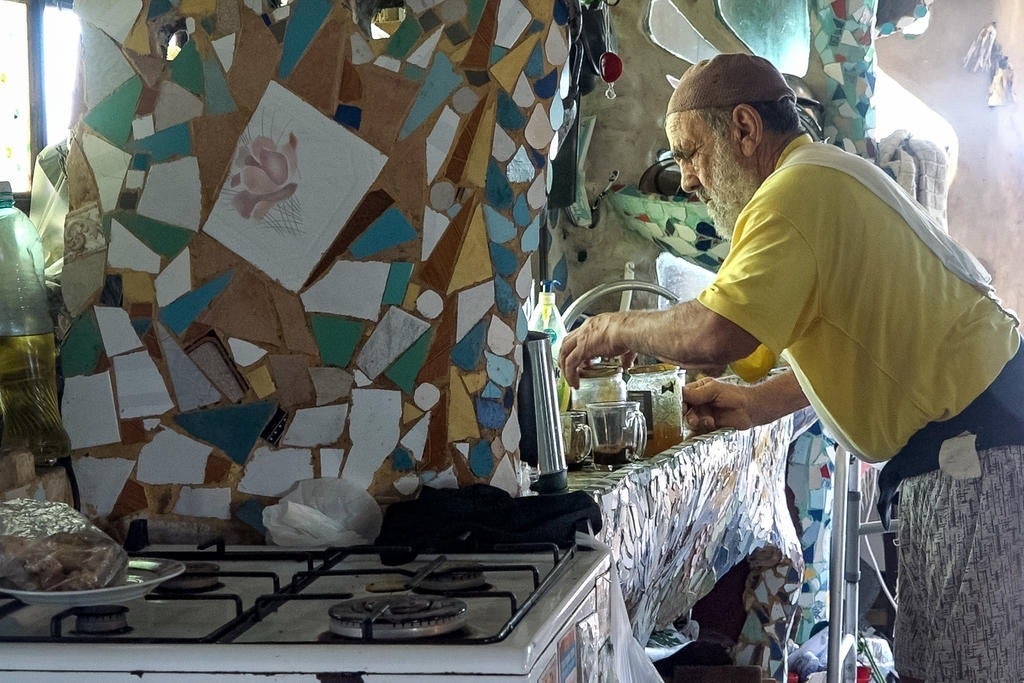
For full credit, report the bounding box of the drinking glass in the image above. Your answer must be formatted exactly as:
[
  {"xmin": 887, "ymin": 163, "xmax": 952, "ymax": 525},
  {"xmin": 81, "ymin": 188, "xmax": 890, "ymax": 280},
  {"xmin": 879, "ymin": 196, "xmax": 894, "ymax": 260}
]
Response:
[{"xmin": 585, "ymin": 400, "xmax": 647, "ymax": 470}]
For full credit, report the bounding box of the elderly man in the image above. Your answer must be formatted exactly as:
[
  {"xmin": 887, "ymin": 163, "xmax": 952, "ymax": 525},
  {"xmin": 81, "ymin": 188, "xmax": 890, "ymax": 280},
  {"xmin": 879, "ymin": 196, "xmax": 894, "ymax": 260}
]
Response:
[{"xmin": 558, "ymin": 53, "xmax": 1024, "ymax": 682}]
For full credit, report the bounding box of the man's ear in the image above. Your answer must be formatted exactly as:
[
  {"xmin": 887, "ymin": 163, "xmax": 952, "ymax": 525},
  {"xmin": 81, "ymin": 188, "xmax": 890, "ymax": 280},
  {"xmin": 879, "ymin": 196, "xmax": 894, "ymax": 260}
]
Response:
[{"xmin": 730, "ymin": 104, "xmax": 763, "ymax": 157}]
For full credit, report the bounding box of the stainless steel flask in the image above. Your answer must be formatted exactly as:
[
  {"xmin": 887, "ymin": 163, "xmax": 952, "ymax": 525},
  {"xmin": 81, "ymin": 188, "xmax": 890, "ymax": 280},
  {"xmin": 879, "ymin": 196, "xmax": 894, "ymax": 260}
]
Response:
[{"xmin": 517, "ymin": 331, "xmax": 568, "ymax": 493}]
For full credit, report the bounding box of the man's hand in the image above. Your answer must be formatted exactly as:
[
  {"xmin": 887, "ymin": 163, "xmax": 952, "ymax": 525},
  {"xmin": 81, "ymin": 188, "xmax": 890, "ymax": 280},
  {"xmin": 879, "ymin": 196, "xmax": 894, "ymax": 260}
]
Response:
[
  {"xmin": 558, "ymin": 312, "xmax": 633, "ymax": 388},
  {"xmin": 683, "ymin": 370, "xmax": 809, "ymax": 434}
]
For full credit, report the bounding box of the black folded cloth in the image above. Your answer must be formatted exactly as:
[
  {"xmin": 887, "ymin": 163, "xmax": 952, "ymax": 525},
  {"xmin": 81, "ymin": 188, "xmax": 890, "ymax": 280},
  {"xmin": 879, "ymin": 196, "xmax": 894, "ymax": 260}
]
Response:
[{"xmin": 374, "ymin": 484, "xmax": 601, "ymax": 562}]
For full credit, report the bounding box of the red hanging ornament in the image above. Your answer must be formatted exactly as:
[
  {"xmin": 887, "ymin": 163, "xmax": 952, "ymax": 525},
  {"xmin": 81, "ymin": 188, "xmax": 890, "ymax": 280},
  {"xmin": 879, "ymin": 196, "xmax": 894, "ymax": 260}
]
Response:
[{"xmin": 599, "ymin": 51, "xmax": 622, "ymax": 99}]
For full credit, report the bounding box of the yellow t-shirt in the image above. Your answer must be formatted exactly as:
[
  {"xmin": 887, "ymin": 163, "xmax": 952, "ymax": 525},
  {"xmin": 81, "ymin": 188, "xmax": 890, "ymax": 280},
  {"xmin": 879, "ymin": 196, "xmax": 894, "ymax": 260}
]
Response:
[{"xmin": 699, "ymin": 137, "xmax": 1019, "ymax": 461}]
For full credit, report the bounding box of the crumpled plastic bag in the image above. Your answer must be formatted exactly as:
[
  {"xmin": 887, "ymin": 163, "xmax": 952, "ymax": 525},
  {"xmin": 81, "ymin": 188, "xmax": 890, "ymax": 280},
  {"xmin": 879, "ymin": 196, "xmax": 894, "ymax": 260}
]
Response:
[
  {"xmin": 262, "ymin": 478, "xmax": 383, "ymax": 547},
  {"xmin": 0, "ymin": 498, "xmax": 128, "ymax": 591}
]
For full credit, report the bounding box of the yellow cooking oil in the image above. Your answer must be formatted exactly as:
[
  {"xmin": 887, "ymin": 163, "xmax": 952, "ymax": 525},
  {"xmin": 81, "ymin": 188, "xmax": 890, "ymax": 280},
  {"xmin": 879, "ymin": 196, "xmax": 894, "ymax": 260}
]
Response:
[{"xmin": 0, "ymin": 332, "xmax": 71, "ymax": 466}]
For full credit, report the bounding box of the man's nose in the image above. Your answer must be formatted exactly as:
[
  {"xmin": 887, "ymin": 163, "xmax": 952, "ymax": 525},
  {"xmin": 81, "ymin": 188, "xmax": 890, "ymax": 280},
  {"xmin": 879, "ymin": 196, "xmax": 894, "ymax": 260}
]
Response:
[{"xmin": 680, "ymin": 167, "xmax": 701, "ymax": 194}]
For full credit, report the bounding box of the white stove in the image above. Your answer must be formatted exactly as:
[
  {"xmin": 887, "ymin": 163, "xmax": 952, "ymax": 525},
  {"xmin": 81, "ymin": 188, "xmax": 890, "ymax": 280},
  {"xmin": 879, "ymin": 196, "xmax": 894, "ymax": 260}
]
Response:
[{"xmin": 0, "ymin": 537, "xmax": 613, "ymax": 682}]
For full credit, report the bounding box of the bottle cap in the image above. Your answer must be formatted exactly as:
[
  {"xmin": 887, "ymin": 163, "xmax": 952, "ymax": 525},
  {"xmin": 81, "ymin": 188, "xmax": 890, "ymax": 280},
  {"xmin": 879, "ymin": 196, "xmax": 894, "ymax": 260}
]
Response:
[{"xmin": 540, "ymin": 279, "xmax": 561, "ymax": 293}]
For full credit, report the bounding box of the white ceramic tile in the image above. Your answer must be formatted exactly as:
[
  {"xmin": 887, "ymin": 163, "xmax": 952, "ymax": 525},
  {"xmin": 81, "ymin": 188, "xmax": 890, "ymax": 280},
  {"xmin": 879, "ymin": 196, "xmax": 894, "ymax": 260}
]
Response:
[
  {"xmin": 320, "ymin": 448, "xmax": 344, "ymax": 477},
  {"xmin": 138, "ymin": 156, "xmax": 202, "ymax": 231},
  {"xmin": 421, "ymin": 208, "xmax": 449, "ymax": 260},
  {"xmin": 143, "ymin": 418, "xmax": 161, "ymax": 430},
  {"xmin": 155, "ymin": 247, "xmax": 191, "ymax": 307},
  {"xmin": 124, "ymin": 169, "xmax": 147, "ymax": 191},
  {"xmin": 394, "ymin": 474, "xmax": 420, "ymax": 496},
  {"xmin": 81, "ymin": 24, "xmax": 135, "ymax": 108},
  {"xmin": 173, "ymin": 487, "xmax": 231, "ymax": 519},
  {"xmin": 399, "ymin": 412, "xmax": 431, "ymax": 461},
  {"xmin": 301, "ymin": 260, "xmax": 388, "ymax": 320},
  {"xmin": 136, "ymin": 427, "xmax": 212, "ymax": 485},
  {"xmin": 407, "ymin": 28, "xmax": 443, "ymax": 69},
  {"xmin": 415, "ymin": 289, "xmax": 443, "ymax": 319},
  {"xmin": 113, "ymin": 350, "xmax": 175, "ymax": 418},
  {"xmin": 342, "ymin": 389, "xmax": 401, "ymax": 488},
  {"xmin": 185, "ymin": 17, "xmax": 196, "ymax": 33},
  {"xmin": 374, "ymin": 55, "xmax": 402, "ymax": 72},
  {"xmin": 239, "ymin": 446, "xmax": 314, "ymax": 497},
  {"xmin": 489, "ymin": 454, "xmax": 519, "ymax": 496},
  {"xmin": 153, "ymin": 80, "xmax": 204, "ymax": 131},
  {"xmin": 426, "ymin": 106, "xmax": 459, "ymax": 183},
  {"xmin": 213, "ymin": 33, "xmax": 236, "ymax": 71},
  {"xmin": 350, "ymin": 32, "xmax": 374, "ymax": 64},
  {"xmin": 282, "ymin": 404, "xmax": 348, "ymax": 447},
  {"xmin": 309, "ymin": 366, "xmax": 354, "ymax": 406},
  {"xmin": 455, "ymin": 280, "xmax": 494, "ymax": 342},
  {"xmin": 525, "ymin": 103, "xmax": 555, "ymax": 150},
  {"xmin": 439, "ymin": 0, "xmax": 467, "ymax": 23},
  {"xmin": 451, "ymin": 86, "xmax": 480, "ymax": 115},
  {"xmin": 156, "ymin": 322, "xmax": 222, "ymax": 411},
  {"xmin": 94, "ymin": 305, "xmax": 144, "ymax": 357},
  {"xmin": 422, "ymin": 465, "xmax": 458, "ymax": 489},
  {"xmin": 205, "ymin": 81, "xmax": 387, "ymax": 292},
  {"xmin": 81, "ymin": 132, "xmax": 131, "ymax": 213},
  {"xmin": 515, "ymin": 256, "xmax": 533, "ymax": 299},
  {"xmin": 487, "ymin": 314, "xmax": 515, "ymax": 355},
  {"xmin": 506, "ymin": 145, "xmax": 535, "ymax": 183},
  {"xmin": 528, "ymin": 170, "xmax": 548, "ymax": 209},
  {"xmin": 413, "ymin": 383, "xmax": 440, "ymax": 411},
  {"xmin": 356, "ymin": 307, "xmax": 430, "ymax": 379},
  {"xmin": 491, "ymin": 123, "xmax": 516, "ymax": 162},
  {"xmin": 62, "ymin": 372, "xmax": 122, "ymax": 449},
  {"xmin": 406, "ymin": 0, "xmax": 444, "ymax": 11},
  {"xmin": 353, "ymin": 369, "xmax": 372, "ymax": 387},
  {"xmin": 495, "ymin": 0, "xmax": 530, "ymax": 49},
  {"xmin": 548, "ymin": 94, "xmax": 564, "ymax": 134},
  {"xmin": 72, "ymin": 456, "xmax": 135, "ymax": 518},
  {"xmin": 502, "ymin": 402, "xmax": 521, "ymax": 452},
  {"xmin": 132, "ymin": 114, "xmax": 155, "ymax": 140},
  {"xmin": 544, "ymin": 21, "xmax": 569, "ymax": 67},
  {"xmin": 512, "ymin": 72, "xmax": 534, "ymax": 107},
  {"xmin": 76, "ymin": 0, "xmax": 141, "ymax": 45},
  {"xmin": 228, "ymin": 337, "xmax": 268, "ymax": 366}
]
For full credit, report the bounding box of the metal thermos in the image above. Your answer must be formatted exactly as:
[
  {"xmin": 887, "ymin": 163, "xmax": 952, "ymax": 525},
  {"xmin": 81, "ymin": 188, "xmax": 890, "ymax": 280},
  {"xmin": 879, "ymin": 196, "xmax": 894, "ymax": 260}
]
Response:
[{"xmin": 517, "ymin": 331, "xmax": 568, "ymax": 493}]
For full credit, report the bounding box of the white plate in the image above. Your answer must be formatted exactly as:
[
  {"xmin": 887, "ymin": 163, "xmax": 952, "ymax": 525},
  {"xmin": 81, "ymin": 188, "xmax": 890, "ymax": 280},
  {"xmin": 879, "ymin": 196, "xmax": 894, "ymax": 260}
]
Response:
[{"xmin": 0, "ymin": 557, "xmax": 186, "ymax": 607}]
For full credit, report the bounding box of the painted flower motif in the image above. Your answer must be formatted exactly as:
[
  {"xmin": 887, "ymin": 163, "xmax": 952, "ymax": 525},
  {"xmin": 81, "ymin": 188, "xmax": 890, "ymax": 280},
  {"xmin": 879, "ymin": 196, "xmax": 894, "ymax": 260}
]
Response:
[{"xmin": 230, "ymin": 133, "xmax": 299, "ymax": 220}]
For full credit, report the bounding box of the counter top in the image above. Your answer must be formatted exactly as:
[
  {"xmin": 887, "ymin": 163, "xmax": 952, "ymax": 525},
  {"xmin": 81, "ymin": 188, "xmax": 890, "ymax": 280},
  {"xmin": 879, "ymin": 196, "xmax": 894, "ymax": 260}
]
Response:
[{"xmin": 569, "ymin": 414, "xmax": 803, "ymax": 682}]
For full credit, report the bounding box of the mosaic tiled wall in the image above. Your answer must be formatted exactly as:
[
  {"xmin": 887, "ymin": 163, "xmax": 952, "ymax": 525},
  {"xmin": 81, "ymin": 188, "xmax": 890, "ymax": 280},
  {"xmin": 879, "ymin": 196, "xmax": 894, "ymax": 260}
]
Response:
[{"xmin": 61, "ymin": 0, "xmax": 572, "ymax": 537}]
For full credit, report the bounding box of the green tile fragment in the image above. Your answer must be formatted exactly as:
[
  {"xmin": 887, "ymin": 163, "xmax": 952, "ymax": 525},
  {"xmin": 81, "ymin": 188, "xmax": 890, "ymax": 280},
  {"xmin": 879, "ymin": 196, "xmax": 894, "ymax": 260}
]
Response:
[
  {"xmin": 311, "ymin": 315, "xmax": 364, "ymax": 367},
  {"xmin": 384, "ymin": 329, "xmax": 432, "ymax": 393},
  {"xmin": 59, "ymin": 309, "xmax": 103, "ymax": 377},
  {"xmin": 83, "ymin": 76, "xmax": 143, "ymax": 147},
  {"xmin": 111, "ymin": 210, "xmax": 194, "ymax": 258}
]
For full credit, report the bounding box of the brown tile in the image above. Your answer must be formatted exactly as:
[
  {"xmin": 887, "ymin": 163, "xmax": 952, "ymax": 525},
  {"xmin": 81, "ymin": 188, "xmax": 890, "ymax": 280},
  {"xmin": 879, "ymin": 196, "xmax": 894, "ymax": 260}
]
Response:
[
  {"xmin": 198, "ymin": 267, "xmax": 283, "ymax": 348},
  {"xmin": 461, "ymin": 2, "xmax": 498, "ymax": 71},
  {"xmin": 192, "ymin": 111, "xmax": 250, "ymax": 221},
  {"xmin": 119, "ymin": 419, "xmax": 146, "ymax": 444},
  {"xmin": 420, "ymin": 197, "xmax": 474, "ymax": 293},
  {"xmin": 226, "ymin": 8, "xmax": 282, "ymax": 112},
  {"xmin": 109, "ymin": 479, "xmax": 148, "ymax": 521},
  {"xmin": 444, "ymin": 94, "xmax": 488, "ymax": 183},
  {"xmin": 205, "ymin": 454, "xmax": 233, "ymax": 484},
  {"xmin": 338, "ymin": 55, "xmax": 363, "ymax": 102},
  {"xmin": 269, "ymin": 285, "xmax": 318, "ymax": 356},
  {"xmin": 353, "ymin": 66, "xmax": 420, "ymax": 152},
  {"xmin": 285, "ymin": 15, "xmax": 344, "ymax": 115},
  {"xmin": 268, "ymin": 354, "xmax": 314, "ymax": 408}
]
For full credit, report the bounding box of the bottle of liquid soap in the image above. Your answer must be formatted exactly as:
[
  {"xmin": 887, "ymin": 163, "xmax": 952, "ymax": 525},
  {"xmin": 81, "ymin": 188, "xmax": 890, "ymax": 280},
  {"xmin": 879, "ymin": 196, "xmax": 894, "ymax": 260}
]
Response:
[
  {"xmin": 0, "ymin": 181, "xmax": 71, "ymax": 467},
  {"xmin": 528, "ymin": 280, "xmax": 570, "ymax": 410}
]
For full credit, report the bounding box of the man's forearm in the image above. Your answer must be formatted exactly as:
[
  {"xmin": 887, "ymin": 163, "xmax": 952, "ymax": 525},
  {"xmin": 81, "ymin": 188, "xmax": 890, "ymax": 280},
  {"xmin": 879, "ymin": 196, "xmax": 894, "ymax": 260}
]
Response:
[{"xmin": 747, "ymin": 370, "xmax": 809, "ymax": 425}]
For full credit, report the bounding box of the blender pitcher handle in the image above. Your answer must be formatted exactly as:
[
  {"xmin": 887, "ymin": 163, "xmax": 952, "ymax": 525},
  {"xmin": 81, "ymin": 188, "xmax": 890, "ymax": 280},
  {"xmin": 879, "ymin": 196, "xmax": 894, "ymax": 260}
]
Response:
[{"xmin": 630, "ymin": 406, "xmax": 647, "ymax": 460}]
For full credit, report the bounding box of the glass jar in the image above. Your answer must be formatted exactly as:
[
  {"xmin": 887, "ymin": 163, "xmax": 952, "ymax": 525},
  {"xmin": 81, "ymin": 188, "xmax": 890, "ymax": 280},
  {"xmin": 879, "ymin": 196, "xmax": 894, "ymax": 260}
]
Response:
[
  {"xmin": 626, "ymin": 363, "xmax": 683, "ymax": 455},
  {"xmin": 571, "ymin": 362, "xmax": 627, "ymax": 410}
]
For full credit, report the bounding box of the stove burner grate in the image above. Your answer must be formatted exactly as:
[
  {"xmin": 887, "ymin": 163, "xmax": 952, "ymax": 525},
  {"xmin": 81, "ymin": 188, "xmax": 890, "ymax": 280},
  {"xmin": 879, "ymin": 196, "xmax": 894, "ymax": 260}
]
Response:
[
  {"xmin": 328, "ymin": 595, "xmax": 468, "ymax": 640},
  {"xmin": 71, "ymin": 605, "xmax": 132, "ymax": 635},
  {"xmin": 153, "ymin": 561, "xmax": 223, "ymax": 593}
]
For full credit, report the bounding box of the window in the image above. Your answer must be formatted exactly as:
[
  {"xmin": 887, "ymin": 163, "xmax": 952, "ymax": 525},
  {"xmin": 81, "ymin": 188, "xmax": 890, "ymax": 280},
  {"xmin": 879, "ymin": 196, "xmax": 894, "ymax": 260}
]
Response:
[{"xmin": 0, "ymin": 0, "xmax": 80, "ymax": 194}]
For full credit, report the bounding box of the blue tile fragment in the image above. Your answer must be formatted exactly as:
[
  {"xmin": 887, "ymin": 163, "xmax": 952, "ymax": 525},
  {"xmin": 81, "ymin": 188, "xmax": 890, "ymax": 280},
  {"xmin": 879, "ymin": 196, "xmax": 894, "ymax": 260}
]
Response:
[
  {"xmin": 483, "ymin": 205, "xmax": 515, "ymax": 242},
  {"xmin": 489, "ymin": 241, "xmax": 518, "ymax": 276},
  {"xmin": 400, "ymin": 52, "xmax": 463, "ymax": 139},
  {"xmin": 392, "ymin": 446, "xmax": 415, "ymax": 471},
  {"xmin": 533, "ymin": 69, "xmax": 558, "ymax": 99},
  {"xmin": 203, "ymin": 55, "xmax": 237, "ymax": 115},
  {"xmin": 160, "ymin": 271, "xmax": 234, "ymax": 336},
  {"xmin": 451, "ymin": 319, "xmax": 487, "ymax": 370},
  {"xmin": 350, "ymin": 207, "xmax": 418, "ymax": 258},
  {"xmin": 174, "ymin": 401, "xmax": 278, "ymax": 465},
  {"xmin": 493, "ymin": 276, "xmax": 517, "ymax": 314},
  {"xmin": 334, "ymin": 104, "xmax": 362, "ymax": 129},
  {"xmin": 496, "ymin": 90, "xmax": 525, "ymax": 130},
  {"xmin": 475, "ymin": 396, "xmax": 506, "ymax": 430},
  {"xmin": 469, "ymin": 439, "xmax": 494, "ymax": 477},
  {"xmin": 482, "ymin": 381, "xmax": 503, "ymax": 399},
  {"xmin": 525, "ymin": 43, "xmax": 544, "ymax": 78},
  {"xmin": 484, "ymin": 351, "xmax": 516, "ymax": 387},
  {"xmin": 520, "ymin": 214, "xmax": 540, "ymax": 253},
  {"xmin": 278, "ymin": 0, "xmax": 332, "ymax": 79},
  {"xmin": 236, "ymin": 498, "xmax": 267, "ymax": 533},
  {"xmin": 130, "ymin": 123, "xmax": 192, "ymax": 162},
  {"xmin": 485, "ymin": 159, "xmax": 513, "ymax": 209},
  {"xmin": 383, "ymin": 262, "xmax": 414, "ymax": 305},
  {"xmin": 512, "ymin": 195, "xmax": 530, "ymax": 226}
]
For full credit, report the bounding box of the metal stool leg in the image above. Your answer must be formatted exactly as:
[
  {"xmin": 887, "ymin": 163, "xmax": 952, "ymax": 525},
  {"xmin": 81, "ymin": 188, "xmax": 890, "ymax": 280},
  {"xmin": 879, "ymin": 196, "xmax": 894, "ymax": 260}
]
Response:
[{"xmin": 827, "ymin": 448, "xmax": 858, "ymax": 683}]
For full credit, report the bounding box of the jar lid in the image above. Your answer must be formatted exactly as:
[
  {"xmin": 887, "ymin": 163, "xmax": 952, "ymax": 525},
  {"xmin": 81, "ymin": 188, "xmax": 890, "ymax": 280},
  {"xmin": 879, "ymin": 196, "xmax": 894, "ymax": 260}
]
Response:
[
  {"xmin": 629, "ymin": 363, "xmax": 678, "ymax": 375},
  {"xmin": 578, "ymin": 362, "xmax": 622, "ymax": 379}
]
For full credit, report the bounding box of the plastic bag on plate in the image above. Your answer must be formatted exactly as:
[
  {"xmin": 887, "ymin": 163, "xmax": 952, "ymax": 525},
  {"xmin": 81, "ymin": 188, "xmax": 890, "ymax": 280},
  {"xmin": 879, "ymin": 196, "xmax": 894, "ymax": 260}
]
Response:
[
  {"xmin": 263, "ymin": 478, "xmax": 383, "ymax": 547},
  {"xmin": 0, "ymin": 498, "xmax": 128, "ymax": 591}
]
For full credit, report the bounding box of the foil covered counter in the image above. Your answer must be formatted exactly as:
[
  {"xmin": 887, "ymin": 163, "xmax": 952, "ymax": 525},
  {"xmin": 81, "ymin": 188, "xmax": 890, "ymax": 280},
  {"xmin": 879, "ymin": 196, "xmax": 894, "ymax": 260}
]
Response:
[{"xmin": 569, "ymin": 414, "xmax": 802, "ymax": 682}]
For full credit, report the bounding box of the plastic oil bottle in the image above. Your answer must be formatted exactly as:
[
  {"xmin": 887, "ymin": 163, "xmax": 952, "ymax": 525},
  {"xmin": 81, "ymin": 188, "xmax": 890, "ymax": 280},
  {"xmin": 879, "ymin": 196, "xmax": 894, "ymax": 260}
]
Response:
[
  {"xmin": 528, "ymin": 280, "xmax": 570, "ymax": 410},
  {"xmin": 0, "ymin": 181, "xmax": 71, "ymax": 467}
]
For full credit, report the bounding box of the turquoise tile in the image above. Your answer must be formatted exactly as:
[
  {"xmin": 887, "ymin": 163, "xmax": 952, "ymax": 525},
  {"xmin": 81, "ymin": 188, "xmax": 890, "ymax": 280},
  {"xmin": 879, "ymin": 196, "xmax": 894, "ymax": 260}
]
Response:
[
  {"xmin": 469, "ymin": 439, "xmax": 494, "ymax": 477},
  {"xmin": 516, "ymin": 304, "xmax": 528, "ymax": 340},
  {"xmin": 386, "ymin": 14, "xmax": 423, "ymax": 59},
  {"xmin": 350, "ymin": 206, "xmax": 418, "ymax": 258},
  {"xmin": 525, "ymin": 42, "xmax": 544, "ymax": 78},
  {"xmin": 488, "ymin": 240, "xmax": 517, "ymax": 276},
  {"xmin": 236, "ymin": 498, "xmax": 266, "ymax": 533},
  {"xmin": 489, "ymin": 45, "xmax": 507, "ymax": 67},
  {"xmin": 59, "ymin": 309, "xmax": 103, "ymax": 377},
  {"xmin": 278, "ymin": 0, "xmax": 332, "ymax": 79},
  {"xmin": 112, "ymin": 210, "xmax": 193, "ymax": 258},
  {"xmin": 83, "ymin": 76, "xmax": 142, "ymax": 147},
  {"xmin": 129, "ymin": 123, "xmax": 192, "ymax": 162},
  {"xmin": 483, "ymin": 205, "xmax": 515, "ymax": 242},
  {"xmin": 450, "ymin": 319, "xmax": 486, "ymax": 370},
  {"xmin": 402, "ymin": 63, "xmax": 425, "ymax": 82},
  {"xmin": 485, "ymin": 159, "xmax": 513, "ymax": 209},
  {"xmin": 467, "ymin": 0, "xmax": 486, "ymax": 31},
  {"xmin": 160, "ymin": 271, "xmax": 234, "ymax": 335},
  {"xmin": 520, "ymin": 213, "xmax": 540, "ymax": 253},
  {"xmin": 202, "ymin": 55, "xmax": 237, "ymax": 115},
  {"xmin": 528, "ymin": 19, "xmax": 544, "ymax": 34},
  {"xmin": 512, "ymin": 194, "xmax": 530, "ymax": 226},
  {"xmin": 131, "ymin": 153, "xmax": 150, "ymax": 171},
  {"xmin": 482, "ymin": 380, "xmax": 503, "ymax": 399},
  {"xmin": 170, "ymin": 40, "xmax": 204, "ymax": 96},
  {"xmin": 484, "ymin": 351, "xmax": 515, "ymax": 387},
  {"xmin": 311, "ymin": 315, "xmax": 363, "ymax": 367},
  {"xmin": 131, "ymin": 317, "xmax": 152, "ymax": 337},
  {"xmin": 148, "ymin": 0, "xmax": 173, "ymax": 18},
  {"xmin": 391, "ymin": 446, "xmax": 415, "ymax": 471},
  {"xmin": 494, "ymin": 276, "xmax": 517, "ymax": 314},
  {"xmin": 174, "ymin": 401, "xmax": 279, "ymax": 465},
  {"xmin": 383, "ymin": 262, "xmax": 414, "ymax": 305},
  {"xmin": 400, "ymin": 53, "xmax": 463, "ymax": 139},
  {"xmin": 384, "ymin": 329, "xmax": 432, "ymax": 393},
  {"xmin": 496, "ymin": 90, "xmax": 525, "ymax": 129}
]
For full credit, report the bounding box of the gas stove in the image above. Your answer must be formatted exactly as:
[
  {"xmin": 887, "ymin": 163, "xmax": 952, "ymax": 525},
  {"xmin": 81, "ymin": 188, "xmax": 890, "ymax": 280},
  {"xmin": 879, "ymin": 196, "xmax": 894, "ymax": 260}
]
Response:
[{"xmin": 0, "ymin": 537, "xmax": 613, "ymax": 682}]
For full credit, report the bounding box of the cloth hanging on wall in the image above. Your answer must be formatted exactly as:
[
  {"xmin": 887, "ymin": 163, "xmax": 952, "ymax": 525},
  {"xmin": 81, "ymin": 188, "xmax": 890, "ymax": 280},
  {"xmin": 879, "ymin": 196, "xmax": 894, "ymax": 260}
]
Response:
[{"xmin": 962, "ymin": 22, "xmax": 998, "ymax": 73}]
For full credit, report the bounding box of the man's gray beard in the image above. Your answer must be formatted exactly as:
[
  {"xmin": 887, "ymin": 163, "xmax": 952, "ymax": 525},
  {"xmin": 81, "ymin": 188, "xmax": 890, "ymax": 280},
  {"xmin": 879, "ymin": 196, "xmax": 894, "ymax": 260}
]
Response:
[{"xmin": 701, "ymin": 141, "xmax": 761, "ymax": 241}]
